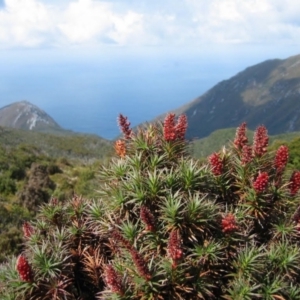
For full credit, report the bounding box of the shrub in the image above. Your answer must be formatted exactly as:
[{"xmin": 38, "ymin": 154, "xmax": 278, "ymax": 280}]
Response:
[
  {"xmin": 79, "ymin": 168, "xmax": 95, "ymax": 181},
  {"xmin": 17, "ymin": 163, "xmax": 55, "ymax": 211},
  {"xmin": 0, "ymin": 227, "xmax": 22, "ymax": 262},
  {"xmin": 0, "ymin": 174, "xmax": 17, "ymax": 195},
  {"xmin": 1, "ymin": 116, "xmax": 300, "ymax": 299},
  {"xmin": 47, "ymin": 163, "xmax": 62, "ymax": 175}
]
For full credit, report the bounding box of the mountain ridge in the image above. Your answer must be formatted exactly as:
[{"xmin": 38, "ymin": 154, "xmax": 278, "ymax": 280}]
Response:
[
  {"xmin": 167, "ymin": 53, "xmax": 300, "ymax": 139},
  {"xmin": 2, "ymin": 53, "xmax": 300, "ymax": 141}
]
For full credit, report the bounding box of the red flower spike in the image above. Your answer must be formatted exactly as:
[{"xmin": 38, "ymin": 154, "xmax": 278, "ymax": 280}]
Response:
[
  {"xmin": 22, "ymin": 221, "xmax": 34, "ymax": 238},
  {"xmin": 163, "ymin": 113, "xmax": 176, "ymax": 142},
  {"xmin": 234, "ymin": 122, "xmax": 248, "ymax": 150},
  {"xmin": 175, "ymin": 114, "xmax": 188, "ymax": 140},
  {"xmin": 274, "ymin": 145, "xmax": 289, "ymax": 172},
  {"xmin": 140, "ymin": 206, "xmax": 156, "ymax": 232},
  {"xmin": 289, "ymin": 171, "xmax": 300, "ymax": 196},
  {"xmin": 221, "ymin": 213, "xmax": 238, "ymax": 233},
  {"xmin": 292, "ymin": 205, "xmax": 300, "ymax": 223},
  {"xmin": 253, "ymin": 172, "xmax": 269, "ymax": 193},
  {"xmin": 208, "ymin": 152, "xmax": 223, "ymax": 176},
  {"xmin": 118, "ymin": 114, "xmax": 132, "ymax": 139},
  {"xmin": 167, "ymin": 230, "xmax": 183, "ymax": 268},
  {"xmin": 253, "ymin": 125, "xmax": 269, "ymax": 157},
  {"xmin": 241, "ymin": 145, "xmax": 253, "ymax": 165},
  {"xmin": 111, "ymin": 228, "xmax": 132, "ymax": 250},
  {"xmin": 16, "ymin": 254, "xmax": 33, "ymax": 282},
  {"xmin": 129, "ymin": 248, "xmax": 151, "ymax": 280},
  {"xmin": 292, "ymin": 206, "xmax": 300, "ymax": 232},
  {"xmin": 104, "ymin": 265, "xmax": 123, "ymax": 295}
]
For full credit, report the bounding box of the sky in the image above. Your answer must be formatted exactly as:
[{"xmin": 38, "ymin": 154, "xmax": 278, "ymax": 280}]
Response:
[
  {"xmin": 0, "ymin": 0, "xmax": 300, "ymax": 49},
  {"xmin": 0, "ymin": 0, "xmax": 300, "ymax": 138}
]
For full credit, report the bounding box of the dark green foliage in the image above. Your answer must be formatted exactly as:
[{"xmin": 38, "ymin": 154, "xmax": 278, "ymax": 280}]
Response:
[
  {"xmin": 1, "ymin": 118, "xmax": 300, "ymax": 299},
  {"xmin": 0, "ymin": 204, "xmax": 30, "ymax": 262},
  {"xmin": 0, "ymin": 140, "xmax": 110, "ymax": 261},
  {"xmin": 280, "ymin": 137, "xmax": 300, "ymax": 170},
  {"xmin": 9, "ymin": 165, "xmax": 26, "ymax": 180},
  {"xmin": 46, "ymin": 163, "xmax": 62, "ymax": 175},
  {"xmin": 0, "ymin": 174, "xmax": 17, "ymax": 195}
]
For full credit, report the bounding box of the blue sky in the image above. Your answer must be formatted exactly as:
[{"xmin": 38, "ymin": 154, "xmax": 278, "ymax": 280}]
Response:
[{"xmin": 0, "ymin": 0, "xmax": 300, "ymax": 138}]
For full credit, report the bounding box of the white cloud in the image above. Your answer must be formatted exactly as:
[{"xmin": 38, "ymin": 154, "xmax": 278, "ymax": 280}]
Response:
[
  {"xmin": 58, "ymin": 0, "xmax": 113, "ymax": 43},
  {"xmin": 0, "ymin": 0, "xmax": 54, "ymax": 47},
  {"xmin": 109, "ymin": 11, "xmax": 144, "ymax": 45},
  {"xmin": 0, "ymin": 0, "xmax": 300, "ymax": 48},
  {"xmin": 188, "ymin": 0, "xmax": 300, "ymax": 44}
]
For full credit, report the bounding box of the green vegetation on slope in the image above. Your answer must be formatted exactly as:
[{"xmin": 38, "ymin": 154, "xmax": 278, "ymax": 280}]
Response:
[
  {"xmin": 191, "ymin": 127, "xmax": 300, "ymax": 159},
  {"xmin": 0, "ymin": 126, "xmax": 113, "ymax": 161},
  {"xmin": 0, "ymin": 128, "xmax": 113, "ymax": 261}
]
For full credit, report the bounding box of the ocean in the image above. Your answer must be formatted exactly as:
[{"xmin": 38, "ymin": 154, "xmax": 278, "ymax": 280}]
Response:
[{"xmin": 0, "ymin": 46, "xmax": 296, "ymax": 140}]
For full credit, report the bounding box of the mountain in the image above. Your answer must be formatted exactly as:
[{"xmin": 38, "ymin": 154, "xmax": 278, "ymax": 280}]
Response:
[
  {"xmin": 171, "ymin": 54, "xmax": 300, "ymax": 139},
  {"xmin": 0, "ymin": 100, "xmax": 62, "ymax": 133}
]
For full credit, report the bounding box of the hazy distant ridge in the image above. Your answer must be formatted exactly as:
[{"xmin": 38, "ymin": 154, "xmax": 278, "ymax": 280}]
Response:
[
  {"xmin": 3, "ymin": 53, "xmax": 300, "ymax": 141},
  {"xmin": 171, "ymin": 54, "xmax": 300, "ymax": 139}
]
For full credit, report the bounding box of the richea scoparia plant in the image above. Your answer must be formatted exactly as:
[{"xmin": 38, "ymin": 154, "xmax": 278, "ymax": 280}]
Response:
[{"xmin": 2, "ymin": 114, "xmax": 300, "ymax": 299}]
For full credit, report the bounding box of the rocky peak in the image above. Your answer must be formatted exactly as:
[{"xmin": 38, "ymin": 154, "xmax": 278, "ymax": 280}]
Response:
[{"xmin": 0, "ymin": 101, "xmax": 61, "ymax": 132}]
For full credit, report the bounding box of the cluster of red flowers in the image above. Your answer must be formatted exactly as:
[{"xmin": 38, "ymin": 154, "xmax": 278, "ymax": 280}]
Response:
[
  {"xmin": 140, "ymin": 206, "xmax": 156, "ymax": 232},
  {"xmin": 118, "ymin": 114, "xmax": 132, "ymax": 139},
  {"xmin": 234, "ymin": 122, "xmax": 248, "ymax": 150},
  {"xmin": 22, "ymin": 221, "xmax": 34, "ymax": 238},
  {"xmin": 104, "ymin": 265, "xmax": 123, "ymax": 295},
  {"xmin": 253, "ymin": 125, "xmax": 269, "ymax": 157},
  {"xmin": 164, "ymin": 113, "xmax": 176, "ymax": 141},
  {"xmin": 115, "ymin": 140, "xmax": 126, "ymax": 158},
  {"xmin": 289, "ymin": 171, "xmax": 300, "ymax": 196},
  {"xmin": 167, "ymin": 230, "xmax": 183, "ymax": 268},
  {"xmin": 253, "ymin": 172, "xmax": 269, "ymax": 193},
  {"xmin": 129, "ymin": 248, "xmax": 151, "ymax": 280},
  {"xmin": 175, "ymin": 115, "xmax": 188, "ymax": 140},
  {"xmin": 241, "ymin": 145, "xmax": 253, "ymax": 165},
  {"xmin": 163, "ymin": 113, "xmax": 188, "ymax": 142},
  {"xmin": 221, "ymin": 213, "xmax": 238, "ymax": 233},
  {"xmin": 111, "ymin": 228, "xmax": 151, "ymax": 280},
  {"xmin": 208, "ymin": 152, "xmax": 223, "ymax": 176},
  {"xmin": 16, "ymin": 254, "xmax": 33, "ymax": 282},
  {"xmin": 274, "ymin": 145, "xmax": 289, "ymax": 172}
]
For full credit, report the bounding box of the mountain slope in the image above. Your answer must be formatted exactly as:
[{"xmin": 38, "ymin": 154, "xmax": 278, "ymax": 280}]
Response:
[
  {"xmin": 0, "ymin": 126, "xmax": 113, "ymax": 161},
  {"xmin": 190, "ymin": 127, "xmax": 300, "ymax": 159},
  {"xmin": 0, "ymin": 100, "xmax": 62, "ymax": 132},
  {"xmin": 173, "ymin": 54, "xmax": 300, "ymax": 139}
]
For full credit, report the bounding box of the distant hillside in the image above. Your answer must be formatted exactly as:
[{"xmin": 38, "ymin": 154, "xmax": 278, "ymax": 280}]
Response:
[
  {"xmin": 167, "ymin": 53, "xmax": 300, "ymax": 139},
  {"xmin": 0, "ymin": 126, "xmax": 113, "ymax": 162},
  {"xmin": 190, "ymin": 127, "xmax": 300, "ymax": 159}
]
